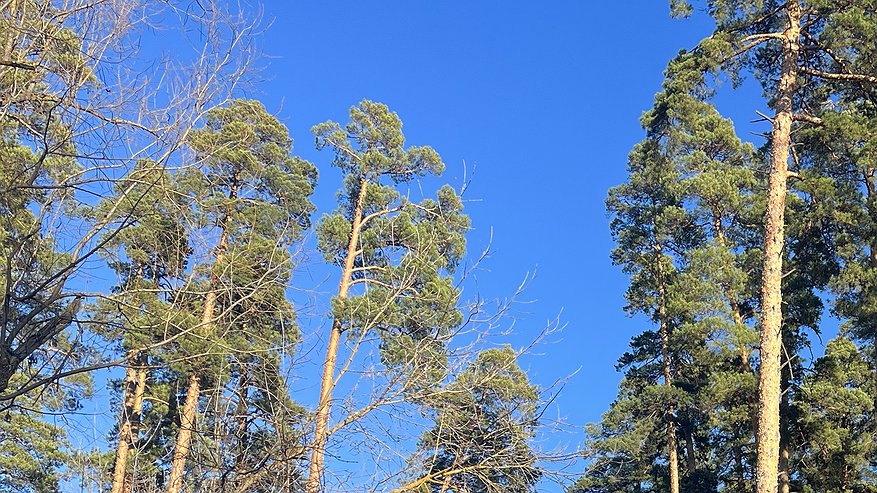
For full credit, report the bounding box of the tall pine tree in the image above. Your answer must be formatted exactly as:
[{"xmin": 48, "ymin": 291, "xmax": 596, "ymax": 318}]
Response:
[{"xmin": 306, "ymin": 100, "xmax": 469, "ymax": 492}]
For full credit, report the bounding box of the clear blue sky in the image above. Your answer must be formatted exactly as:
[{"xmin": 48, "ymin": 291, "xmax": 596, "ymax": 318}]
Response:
[{"xmin": 249, "ymin": 0, "xmax": 724, "ymax": 436}]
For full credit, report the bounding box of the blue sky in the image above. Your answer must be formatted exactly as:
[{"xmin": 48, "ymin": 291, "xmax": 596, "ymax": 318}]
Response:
[
  {"xmin": 250, "ymin": 0, "xmax": 721, "ymax": 434},
  {"xmin": 64, "ymin": 1, "xmax": 843, "ymax": 490}
]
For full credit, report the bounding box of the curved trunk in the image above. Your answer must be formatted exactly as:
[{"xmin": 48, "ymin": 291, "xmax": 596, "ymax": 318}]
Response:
[
  {"xmin": 755, "ymin": 3, "xmax": 801, "ymax": 493},
  {"xmin": 305, "ymin": 177, "xmax": 369, "ymax": 493}
]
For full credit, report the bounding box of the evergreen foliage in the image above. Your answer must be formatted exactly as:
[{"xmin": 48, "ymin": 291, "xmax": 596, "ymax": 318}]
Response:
[
  {"xmin": 411, "ymin": 346, "xmax": 541, "ymax": 493},
  {"xmin": 306, "ymin": 100, "xmax": 472, "ymax": 492}
]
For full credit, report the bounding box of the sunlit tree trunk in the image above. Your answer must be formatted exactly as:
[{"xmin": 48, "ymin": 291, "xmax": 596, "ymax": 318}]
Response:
[
  {"xmin": 111, "ymin": 352, "xmax": 147, "ymax": 493},
  {"xmin": 755, "ymin": 3, "xmax": 801, "ymax": 493},
  {"xmin": 166, "ymin": 199, "xmax": 233, "ymax": 493},
  {"xmin": 122, "ymin": 355, "xmax": 147, "ymax": 493},
  {"xmin": 305, "ymin": 177, "xmax": 368, "ymax": 493}
]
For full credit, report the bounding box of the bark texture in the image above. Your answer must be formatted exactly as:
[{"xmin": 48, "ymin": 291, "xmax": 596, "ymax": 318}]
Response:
[
  {"xmin": 755, "ymin": 3, "xmax": 801, "ymax": 493},
  {"xmin": 111, "ymin": 353, "xmax": 147, "ymax": 493}
]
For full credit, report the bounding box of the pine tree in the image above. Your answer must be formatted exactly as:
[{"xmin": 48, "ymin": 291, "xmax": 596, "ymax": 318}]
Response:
[
  {"xmin": 93, "ymin": 160, "xmax": 192, "ymax": 493},
  {"xmin": 796, "ymin": 336, "xmax": 876, "ymax": 492},
  {"xmin": 305, "ymin": 100, "xmax": 469, "ymax": 492},
  {"xmin": 596, "ymin": 110, "xmax": 701, "ymax": 493},
  {"xmin": 656, "ymin": 56, "xmax": 761, "ymax": 492},
  {"xmin": 792, "ymin": 10, "xmax": 877, "ymax": 464},
  {"xmin": 578, "ymin": 49, "xmax": 762, "ymax": 492},
  {"xmin": 666, "ymin": 2, "xmax": 877, "ymax": 490},
  {"xmin": 165, "ymin": 99, "xmax": 316, "ymax": 493},
  {"xmin": 399, "ymin": 346, "xmax": 541, "ymax": 493}
]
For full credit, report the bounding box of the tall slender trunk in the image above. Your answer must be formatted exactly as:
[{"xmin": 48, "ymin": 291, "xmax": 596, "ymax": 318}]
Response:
[
  {"xmin": 735, "ymin": 446, "xmax": 745, "ymax": 490},
  {"xmin": 111, "ymin": 352, "xmax": 148, "ymax": 493},
  {"xmin": 167, "ymin": 373, "xmax": 202, "ymax": 493},
  {"xmin": 112, "ymin": 263, "xmax": 149, "ymax": 493},
  {"xmin": 123, "ymin": 354, "xmax": 147, "ymax": 493},
  {"xmin": 755, "ymin": 4, "xmax": 801, "ymax": 493},
  {"xmin": 166, "ymin": 187, "xmax": 234, "ymax": 493},
  {"xmin": 305, "ymin": 177, "xmax": 369, "ymax": 493},
  {"xmin": 656, "ymin": 246, "xmax": 680, "ymax": 493},
  {"xmin": 865, "ymin": 169, "xmax": 877, "ymax": 462},
  {"xmin": 778, "ymin": 340, "xmax": 793, "ymax": 493},
  {"xmin": 873, "ymin": 340, "xmax": 877, "ymax": 466},
  {"xmin": 779, "ymin": 445, "xmax": 791, "ymax": 493}
]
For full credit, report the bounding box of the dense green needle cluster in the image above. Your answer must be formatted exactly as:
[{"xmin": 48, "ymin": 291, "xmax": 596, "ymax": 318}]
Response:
[
  {"xmin": 313, "ymin": 100, "xmax": 469, "ymax": 379},
  {"xmin": 414, "ymin": 346, "xmax": 541, "ymax": 493}
]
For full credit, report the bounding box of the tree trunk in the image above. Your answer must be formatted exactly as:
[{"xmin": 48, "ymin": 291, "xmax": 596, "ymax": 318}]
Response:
[
  {"xmin": 305, "ymin": 177, "xmax": 369, "ymax": 493},
  {"xmin": 166, "ymin": 206, "xmax": 232, "ymax": 493},
  {"xmin": 755, "ymin": 4, "xmax": 801, "ymax": 493},
  {"xmin": 865, "ymin": 169, "xmax": 877, "ymax": 462},
  {"xmin": 870, "ymin": 338, "xmax": 877, "ymax": 466},
  {"xmin": 778, "ymin": 409, "xmax": 790, "ymax": 493},
  {"xmin": 778, "ymin": 349, "xmax": 791, "ymax": 493},
  {"xmin": 111, "ymin": 352, "xmax": 147, "ymax": 493},
  {"xmin": 166, "ymin": 372, "xmax": 201, "ymax": 493},
  {"xmin": 656, "ymin": 248, "xmax": 680, "ymax": 493},
  {"xmin": 122, "ymin": 354, "xmax": 147, "ymax": 493},
  {"xmin": 112, "ymin": 263, "xmax": 149, "ymax": 493},
  {"xmin": 684, "ymin": 424, "xmax": 696, "ymax": 472}
]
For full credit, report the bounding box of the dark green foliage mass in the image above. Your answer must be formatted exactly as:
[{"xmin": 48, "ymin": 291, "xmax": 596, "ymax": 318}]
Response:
[
  {"xmin": 796, "ymin": 337, "xmax": 876, "ymax": 493},
  {"xmin": 173, "ymin": 99, "xmax": 316, "ymax": 488}
]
